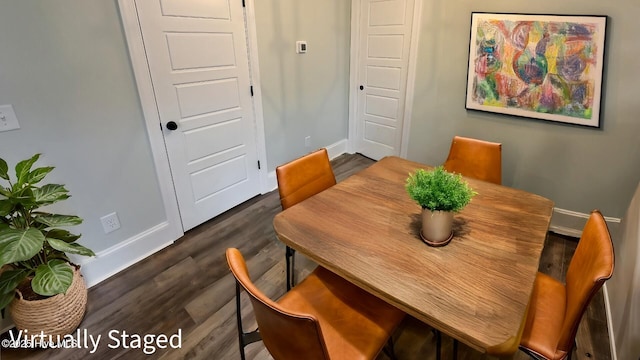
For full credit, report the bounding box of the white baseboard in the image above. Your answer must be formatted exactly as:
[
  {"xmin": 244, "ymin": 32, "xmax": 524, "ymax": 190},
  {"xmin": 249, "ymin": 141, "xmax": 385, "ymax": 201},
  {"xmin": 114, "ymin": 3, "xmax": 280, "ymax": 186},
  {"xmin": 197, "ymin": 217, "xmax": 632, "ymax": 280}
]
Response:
[
  {"xmin": 550, "ymin": 207, "xmax": 621, "ymax": 239},
  {"xmin": 73, "ymin": 221, "xmax": 176, "ymax": 288},
  {"xmin": 266, "ymin": 139, "xmax": 350, "ymax": 192},
  {"xmin": 325, "ymin": 139, "xmax": 349, "ymax": 160},
  {"xmin": 603, "ymin": 283, "xmax": 617, "ymax": 360}
]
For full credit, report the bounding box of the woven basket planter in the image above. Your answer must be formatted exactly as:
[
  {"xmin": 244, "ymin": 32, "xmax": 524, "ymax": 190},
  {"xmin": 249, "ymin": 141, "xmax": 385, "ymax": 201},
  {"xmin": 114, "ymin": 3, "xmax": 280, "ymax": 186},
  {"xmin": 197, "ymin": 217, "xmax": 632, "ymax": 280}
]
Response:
[{"xmin": 9, "ymin": 267, "xmax": 88, "ymax": 338}]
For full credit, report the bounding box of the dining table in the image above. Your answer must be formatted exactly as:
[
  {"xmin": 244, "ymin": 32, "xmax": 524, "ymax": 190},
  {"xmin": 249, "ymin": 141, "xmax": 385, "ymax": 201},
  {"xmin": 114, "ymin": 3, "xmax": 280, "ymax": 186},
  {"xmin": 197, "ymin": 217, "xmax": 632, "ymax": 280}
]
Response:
[{"xmin": 272, "ymin": 156, "xmax": 554, "ymax": 356}]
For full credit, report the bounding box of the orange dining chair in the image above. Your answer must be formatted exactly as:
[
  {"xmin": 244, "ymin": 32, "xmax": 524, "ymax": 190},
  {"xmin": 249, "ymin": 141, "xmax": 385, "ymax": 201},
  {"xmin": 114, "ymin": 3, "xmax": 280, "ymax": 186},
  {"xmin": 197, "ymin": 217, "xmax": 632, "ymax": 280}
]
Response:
[
  {"xmin": 519, "ymin": 210, "xmax": 615, "ymax": 360},
  {"xmin": 443, "ymin": 136, "xmax": 502, "ymax": 185},
  {"xmin": 227, "ymin": 248, "xmax": 405, "ymax": 360},
  {"xmin": 276, "ymin": 148, "xmax": 336, "ymax": 290}
]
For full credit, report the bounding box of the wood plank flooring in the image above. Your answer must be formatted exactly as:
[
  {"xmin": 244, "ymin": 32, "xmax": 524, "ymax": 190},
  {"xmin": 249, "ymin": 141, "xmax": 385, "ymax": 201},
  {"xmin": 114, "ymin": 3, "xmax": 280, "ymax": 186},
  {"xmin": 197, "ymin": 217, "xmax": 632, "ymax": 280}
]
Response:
[{"xmin": 0, "ymin": 154, "xmax": 611, "ymax": 360}]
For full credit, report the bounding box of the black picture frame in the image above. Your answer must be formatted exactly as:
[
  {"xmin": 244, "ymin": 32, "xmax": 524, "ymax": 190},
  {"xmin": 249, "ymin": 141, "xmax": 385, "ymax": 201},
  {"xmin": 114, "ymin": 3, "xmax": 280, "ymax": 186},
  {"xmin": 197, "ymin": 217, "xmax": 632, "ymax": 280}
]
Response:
[{"xmin": 465, "ymin": 12, "xmax": 607, "ymax": 127}]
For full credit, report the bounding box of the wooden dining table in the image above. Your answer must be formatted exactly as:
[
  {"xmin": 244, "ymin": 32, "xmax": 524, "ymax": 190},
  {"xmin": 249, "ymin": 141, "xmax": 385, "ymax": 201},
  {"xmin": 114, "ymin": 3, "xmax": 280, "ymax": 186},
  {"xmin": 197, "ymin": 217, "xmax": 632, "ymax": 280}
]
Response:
[{"xmin": 273, "ymin": 156, "xmax": 554, "ymax": 356}]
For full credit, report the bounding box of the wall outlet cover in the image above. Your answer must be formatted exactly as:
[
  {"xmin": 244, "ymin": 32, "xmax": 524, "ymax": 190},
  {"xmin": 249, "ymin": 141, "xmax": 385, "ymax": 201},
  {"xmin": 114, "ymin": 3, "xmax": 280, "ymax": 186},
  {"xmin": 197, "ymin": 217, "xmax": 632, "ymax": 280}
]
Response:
[
  {"xmin": 0, "ymin": 104, "xmax": 20, "ymax": 132},
  {"xmin": 100, "ymin": 212, "xmax": 121, "ymax": 234},
  {"xmin": 296, "ymin": 41, "xmax": 307, "ymax": 54}
]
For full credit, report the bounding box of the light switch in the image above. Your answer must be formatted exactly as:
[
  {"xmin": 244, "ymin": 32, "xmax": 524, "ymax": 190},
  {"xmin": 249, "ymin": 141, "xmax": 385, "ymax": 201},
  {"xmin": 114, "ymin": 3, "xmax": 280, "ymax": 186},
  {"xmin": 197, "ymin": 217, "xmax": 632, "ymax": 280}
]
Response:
[
  {"xmin": 0, "ymin": 105, "xmax": 20, "ymax": 132},
  {"xmin": 296, "ymin": 41, "xmax": 307, "ymax": 54}
]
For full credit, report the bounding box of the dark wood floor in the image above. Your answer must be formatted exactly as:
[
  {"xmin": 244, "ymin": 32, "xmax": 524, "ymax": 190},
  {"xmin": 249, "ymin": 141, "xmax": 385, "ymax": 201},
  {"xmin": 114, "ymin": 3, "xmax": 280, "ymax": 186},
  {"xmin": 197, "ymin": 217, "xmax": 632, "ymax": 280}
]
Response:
[{"xmin": 1, "ymin": 154, "xmax": 611, "ymax": 360}]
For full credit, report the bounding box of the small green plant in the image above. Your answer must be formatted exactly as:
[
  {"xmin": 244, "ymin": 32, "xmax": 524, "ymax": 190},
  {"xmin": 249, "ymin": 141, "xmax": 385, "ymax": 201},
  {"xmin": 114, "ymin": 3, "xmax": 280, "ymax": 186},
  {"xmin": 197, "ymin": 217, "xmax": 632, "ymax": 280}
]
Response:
[
  {"xmin": 0, "ymin": 154, "xmax": 95, "ymax": 313},
  {"xmin": 405, "ymin": 166, "xmax": 477, "ymax": 212}
]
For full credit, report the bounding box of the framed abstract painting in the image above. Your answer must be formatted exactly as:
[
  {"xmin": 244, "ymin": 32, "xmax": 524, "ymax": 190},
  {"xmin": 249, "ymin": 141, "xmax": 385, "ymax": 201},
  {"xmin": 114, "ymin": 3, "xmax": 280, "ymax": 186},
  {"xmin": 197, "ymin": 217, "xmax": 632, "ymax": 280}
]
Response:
[{"xmin": 465, "ymin": 12, "xmax": 607, "ymax": 127}]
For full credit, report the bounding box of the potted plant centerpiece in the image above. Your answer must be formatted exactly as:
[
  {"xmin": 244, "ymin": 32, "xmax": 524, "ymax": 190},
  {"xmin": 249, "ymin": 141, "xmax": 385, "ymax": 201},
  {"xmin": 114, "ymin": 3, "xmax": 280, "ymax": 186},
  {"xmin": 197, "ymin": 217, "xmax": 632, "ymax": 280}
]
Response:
[
  {"xmin": 0, "ymin": 154, "xmax": 95, "ymax": 338},
  {"xmin": 405, "ymin": 166, "xmax": 476, "ymax": 246}
]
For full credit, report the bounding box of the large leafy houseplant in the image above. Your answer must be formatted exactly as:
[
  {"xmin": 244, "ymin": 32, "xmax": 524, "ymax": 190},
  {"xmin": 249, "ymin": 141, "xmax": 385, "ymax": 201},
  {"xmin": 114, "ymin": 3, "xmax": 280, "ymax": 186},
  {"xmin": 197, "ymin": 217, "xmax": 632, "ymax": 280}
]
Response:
[
  {"xmin": 405, "ymin": 166, "xmax": 476, "ymax": 212},
  {"xmin": 0, "ymin": 154, "xmax": 95, "ymax": 313}
]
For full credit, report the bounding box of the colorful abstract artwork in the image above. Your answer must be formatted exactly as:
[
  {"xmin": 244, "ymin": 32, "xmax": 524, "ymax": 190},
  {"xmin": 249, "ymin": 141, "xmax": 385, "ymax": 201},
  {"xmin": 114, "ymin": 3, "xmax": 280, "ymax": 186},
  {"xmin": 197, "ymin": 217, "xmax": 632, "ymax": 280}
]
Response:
[{"xmin": 465, "ymin": 13, "xmax": 607, "ymax": 127}]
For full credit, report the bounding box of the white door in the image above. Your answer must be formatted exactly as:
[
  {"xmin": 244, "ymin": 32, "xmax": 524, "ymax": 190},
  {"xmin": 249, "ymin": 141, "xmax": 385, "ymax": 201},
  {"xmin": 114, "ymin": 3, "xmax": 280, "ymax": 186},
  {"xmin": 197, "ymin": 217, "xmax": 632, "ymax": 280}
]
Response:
[
  {"xmin": 135, "ymin": 0, "xmax": 261, "ymax": 231},
  {"xmin": 355, "ymin": 0, "xmax": 415, "ymax": 160}
]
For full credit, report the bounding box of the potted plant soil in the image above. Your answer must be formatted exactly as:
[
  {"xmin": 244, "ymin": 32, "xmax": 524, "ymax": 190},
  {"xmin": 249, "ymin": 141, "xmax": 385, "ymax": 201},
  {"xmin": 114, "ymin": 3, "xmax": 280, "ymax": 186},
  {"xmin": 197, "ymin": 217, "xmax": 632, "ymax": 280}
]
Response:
[
  {"xmin": 405, "ymin": 166, "xmax": 476, "ymax": 246},
  {"xmin": 0, "ymin": 154, "xmax": 95, "ymax": 338}
]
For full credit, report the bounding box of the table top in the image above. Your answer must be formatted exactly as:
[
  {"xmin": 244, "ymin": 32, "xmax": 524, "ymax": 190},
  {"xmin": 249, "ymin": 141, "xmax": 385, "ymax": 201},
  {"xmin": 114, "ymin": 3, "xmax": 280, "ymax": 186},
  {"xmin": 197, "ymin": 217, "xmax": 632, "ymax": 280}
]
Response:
[{"xmin": 273, "ymin": 156, "xmax": 554, "ymax": 354}]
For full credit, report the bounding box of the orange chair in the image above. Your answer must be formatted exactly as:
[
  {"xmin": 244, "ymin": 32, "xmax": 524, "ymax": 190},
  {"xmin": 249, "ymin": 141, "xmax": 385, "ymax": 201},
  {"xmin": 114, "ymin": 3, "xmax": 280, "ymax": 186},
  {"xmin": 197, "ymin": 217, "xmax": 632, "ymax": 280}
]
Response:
[
  {"xmin": 443, "ymin": 136, "xmax": 502, "ymax": 185},
  {"xmin": 227, "ymin": 248, "xmax": 405, "ymax": 360},
  {"xmin": 276, "ymin": 148, "xmax": 336, "ymax": 290},
  {"xmin": 519, "ymin": 210, "xmax": 615, "ymax": 360}
]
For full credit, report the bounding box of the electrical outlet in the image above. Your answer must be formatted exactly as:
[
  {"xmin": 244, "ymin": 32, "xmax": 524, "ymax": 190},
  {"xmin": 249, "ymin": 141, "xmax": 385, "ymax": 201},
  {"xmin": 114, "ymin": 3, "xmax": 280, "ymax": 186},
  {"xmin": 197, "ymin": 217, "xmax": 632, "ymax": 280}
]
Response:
[
  {"xmin": 100, "ymin": 212, "xmax": 121, "ymax": 234},
  {"xmin": 296, "ymin": 41, "xmax": 307, "ymax": 54},
  {"xmin": 305, "ymin": 136, "xmax": 311, "ymax": 147},
  {"xmin": 0, "ymin": 104, "xmax": 20, "ymax": 132}
]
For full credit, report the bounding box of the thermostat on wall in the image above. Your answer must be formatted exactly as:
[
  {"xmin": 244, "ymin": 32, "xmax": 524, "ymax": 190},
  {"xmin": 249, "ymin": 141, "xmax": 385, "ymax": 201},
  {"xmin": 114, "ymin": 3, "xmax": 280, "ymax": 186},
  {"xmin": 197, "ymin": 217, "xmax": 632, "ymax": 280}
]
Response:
[{"xmin": 296, "ymin": 41, "xmax": 307, "ymax": 54}]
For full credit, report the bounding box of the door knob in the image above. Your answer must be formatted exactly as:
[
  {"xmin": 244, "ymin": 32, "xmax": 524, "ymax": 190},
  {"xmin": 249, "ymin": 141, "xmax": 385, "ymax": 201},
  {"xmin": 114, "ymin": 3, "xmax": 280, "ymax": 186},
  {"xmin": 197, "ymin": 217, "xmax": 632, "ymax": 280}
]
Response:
[
  {"xmin": 166, "ymin": 121, "xmax": 178, "ymax": 131},
  {"xmin": 359, "ymin": 85, "xmax": 364, "ymax": 90}
]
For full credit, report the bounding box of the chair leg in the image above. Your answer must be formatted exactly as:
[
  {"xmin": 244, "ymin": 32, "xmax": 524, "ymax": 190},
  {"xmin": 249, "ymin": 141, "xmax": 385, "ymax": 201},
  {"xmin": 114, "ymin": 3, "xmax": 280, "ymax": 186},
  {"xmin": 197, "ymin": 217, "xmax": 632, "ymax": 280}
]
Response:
[
  {"xmin": 435, "ymin": 329, "xmax": 442, "ymax": 360},
  {"xmin": 382, "ymin": 336, "xmax": 398, "ymax": 360},
  {"xmin": 285, "ymin": 246, "xmax": 296, "ymax": 291},
  {"xmin": 235, "ymin": 281, "xmax": 248, "ymax": 360},
  {"xmin": 568, "ymin": 339, "xmax": 577, "ymax": 360},
  {"xmin": 235, "ymin": 281, "xmax": 261, "ymax": 360},
  {"xmin": 453, "ymin": 339, "xmax": 458, "ymax": 360}
]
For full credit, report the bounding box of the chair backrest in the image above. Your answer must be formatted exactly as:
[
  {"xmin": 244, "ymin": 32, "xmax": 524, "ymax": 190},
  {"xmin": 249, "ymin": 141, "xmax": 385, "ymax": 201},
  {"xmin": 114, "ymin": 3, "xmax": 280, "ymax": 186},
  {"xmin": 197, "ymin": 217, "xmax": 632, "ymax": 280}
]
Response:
[
  {"xmin": 559, "ymin": 210, "xmax": 614, "ymax": 353},
  {"xmin": 226, "ymin": 248, "xmax": 330, "ymax": 360},
  {"xmin": 276, "ymin": 148, "xmax": 337, "ymax": 210},
  {"xmin": 443, "ymin": 136, "xmax": 502, "ymax": 184}
]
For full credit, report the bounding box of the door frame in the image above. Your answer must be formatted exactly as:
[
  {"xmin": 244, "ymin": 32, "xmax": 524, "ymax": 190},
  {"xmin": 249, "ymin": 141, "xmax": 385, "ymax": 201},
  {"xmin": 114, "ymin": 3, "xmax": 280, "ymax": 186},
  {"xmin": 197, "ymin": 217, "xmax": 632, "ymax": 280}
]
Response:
[
  {"xmin": 348, "ymin": 0, "xmax": 423, "ymax": 158},
  {"xmin": 118, "ymin": 0, "xmax": 268, "ymax": 236}
]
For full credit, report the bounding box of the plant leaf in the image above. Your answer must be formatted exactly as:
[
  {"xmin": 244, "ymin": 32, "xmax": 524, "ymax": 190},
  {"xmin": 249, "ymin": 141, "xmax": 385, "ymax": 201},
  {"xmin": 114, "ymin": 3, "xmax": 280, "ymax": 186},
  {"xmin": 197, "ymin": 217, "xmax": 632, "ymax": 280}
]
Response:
[
  {"xmin": 34, "ymin": 214, "xmax": 83, "ymax": 228},
  {"xmin": 8, "ymin": 192, "xmax": 37, "ymax": 210},
  {"xmin": 0, "ymin": 269, "xmax": 29, "ymax": 295},
  {"xmin": 15, "ymin": 154, "xmax": 40, "ymax": 186},
  {"xmin": 31, "ymin": 259, "xmax": 73, "ymax": 296},
  {"xmin": 0, "ymin": 291, "xmax": 15, "ymax": 312},
  {"xmin": 0, "ymin": 158, "xmax": 8, "ymax": 181},
  {"xmin": 47, "ymin": 238, "xmax": 95, "ymax": 257},
  {"xmin": 0, "ymin": 186, "xmax": 11, "ymax": 197},
  {"xmin": 0, "ymin": 228, "xmax": 45, "ymax": 265},
  {"xmin": 27, "ymin": 166, "xmax": 54, "ymax": 185},
  {"xmin": 46, "ymin": 253, "xmax": 70, "ymax": 263},
  {"xmin": 45, "ymin": 229, "xmax": 81, "ymax": 243},
  {"xmin": 33, "ymin": 184, "xmax": 70, "ymax": 205},
  {"xmin": 0, "ymin": 199, "xmax": 12, "ymax": 217},
  {"xmin": 405, "ymin": 166, "xmax": 476, "ymax": 212}
]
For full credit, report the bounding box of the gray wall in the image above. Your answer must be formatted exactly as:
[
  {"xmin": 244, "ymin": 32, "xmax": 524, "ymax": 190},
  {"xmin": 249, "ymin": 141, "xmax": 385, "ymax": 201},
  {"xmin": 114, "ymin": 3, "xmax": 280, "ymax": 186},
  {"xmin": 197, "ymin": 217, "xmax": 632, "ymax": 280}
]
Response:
[
  {"xmin": 254, "ymin": 0, "xmax": 351, "ymax": 171},
  {"xmin": 0, "ymin": 1, "xmax": 166, "ymax": 253},
  {"xmin": 408, "ymin": 1, "xmax": 640, "ymax": 219}
]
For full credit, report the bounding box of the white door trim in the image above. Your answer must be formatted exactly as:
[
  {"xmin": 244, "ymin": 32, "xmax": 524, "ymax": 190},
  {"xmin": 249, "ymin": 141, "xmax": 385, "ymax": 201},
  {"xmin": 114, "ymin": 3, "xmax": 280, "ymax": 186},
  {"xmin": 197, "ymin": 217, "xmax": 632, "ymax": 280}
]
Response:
[
  {"xmin": 244, "ymin": 0, "xmax": 270, "ymax": 191},
  {"xmin": 400, "ymin": 0, "xmax": 423, "ymax": 158},
  {"xmin": 348, "ymin": 0, "xmax": 422, "ymax": 158},
  {"xmin": 118, "ymin": 0, "xmax": 184, "ymax": 239},
  {"xmin": 117, "ymin": 0, "xmax": 268, "ymax": 236},
  {"xmin": 347, "ymin": 2, "xmax": 361, "ymax": 154}
]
